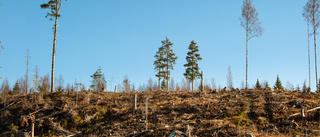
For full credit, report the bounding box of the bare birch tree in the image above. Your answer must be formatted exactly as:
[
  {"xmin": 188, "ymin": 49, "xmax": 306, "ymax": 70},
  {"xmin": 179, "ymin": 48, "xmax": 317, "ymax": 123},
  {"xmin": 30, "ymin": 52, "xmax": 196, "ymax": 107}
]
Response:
[
  {"xmin": 303, "ymin": 1, "xmax": 312, "ymax": 90},
  {"xmin": 24, "ymin": 49, "xmax": 31, "ymax": 94},
  {"xmin": 305, "ymin": 0, "xmax": 320, "ymax": 91},
  {"xmin": 240, "ymin": 0, "xmax": 263, "ymax": 89},
  {"xmin": 226, "ymin": 66, "xmax": 233, "ymax": 90}
]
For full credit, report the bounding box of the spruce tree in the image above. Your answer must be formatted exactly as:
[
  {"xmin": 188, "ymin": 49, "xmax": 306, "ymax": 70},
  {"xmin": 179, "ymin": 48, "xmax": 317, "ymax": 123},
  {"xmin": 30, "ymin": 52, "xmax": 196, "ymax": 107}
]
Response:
[
  {"xmin": 90, "ymin": 66, "xmax": 106, "ymax": 91},
  {"xmin": 12, "ymin": 81, "xmax": 20, "ymax": 95},
  {"xmin": 183, "ymin": 40, "xmax": 202, "ymax": 91},
  {"xmin": 161, "ymin": 80, "xmax": 167, "ymax": 90},
  {"xmin": 154, "ymin": 46, "xmax": 166, "ymax": 90},
  {"xmin": 255, "ymin": 79, "xmax": 261, "ymax": 89},
  {"xmin": 162, "ymin": 37, "xmax": 177, "ymax": 91},
  {"xmin": 274, "ymin": 75, "xmax": 284, "ymax": 90}
]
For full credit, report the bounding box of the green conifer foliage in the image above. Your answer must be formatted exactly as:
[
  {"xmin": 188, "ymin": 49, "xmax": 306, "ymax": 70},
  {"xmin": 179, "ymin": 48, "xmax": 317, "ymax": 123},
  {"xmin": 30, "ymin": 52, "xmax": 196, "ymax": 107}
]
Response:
[
  {"xmin": 154, "ymin": 46, "xmax": 166, "ymax": 90},
  {"xmin": 161, "ymin": 80, "xmax": 167, "ymax": 90},
  {"xmin": 274, "ymin": 75, "xmax": 284, "ymax": 90},
  {"xmin": 12, "ymin": 81, "xmax": 20, "ymax": 95},
  {"xmin": 161, "ymin": 37, "xmax": 177, "ymax": 91},
  {"xmin": 183, "ymin": 40, "xmax": 202, "ymax": 91},
  {"xmin": 255, "ymin": 79, "xmax": 261, "ymax": 89},
  {"xmin": 90, "ymin": 66, "xmax": 106, "ymax": 92}
]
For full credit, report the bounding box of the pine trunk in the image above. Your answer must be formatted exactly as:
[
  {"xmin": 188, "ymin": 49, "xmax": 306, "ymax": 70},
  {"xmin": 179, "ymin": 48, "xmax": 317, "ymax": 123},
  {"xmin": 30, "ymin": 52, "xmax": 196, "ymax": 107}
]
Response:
[
  {"xmin": 167, "ymin": 61, "xmax": 169, "ymax": 91},
  {"xmin": 192, "ymin": 57, "xmax": 194, "ymax": 91},
  {"xmin": 191, "ymin": 80, "xmax": 194, "ymax": 92},
  {"xmin": 308, "ymin": 21, "xmax": 311, "ymax": 90},
  {"xmin": 51, "ymin": 8, "xmax": 58, "ymax": 93},
  {"xmin": 158, "ymin": 69, "xmax": 161, "ymax": 90},
  {"xmin": 315, "ymin": 28, "xmax": 318, "ymax": 91}
]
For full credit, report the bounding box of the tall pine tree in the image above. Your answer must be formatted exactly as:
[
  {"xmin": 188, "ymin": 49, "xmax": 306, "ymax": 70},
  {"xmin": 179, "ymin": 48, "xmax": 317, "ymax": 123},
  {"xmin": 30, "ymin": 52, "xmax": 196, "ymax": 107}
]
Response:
[
  {"xmin": 41, "ymin": 0, "xmax": 67, "ymax": 92},
  {"xmin": 162, "ymin": 37, "xmax": 177, "ymax": 91},
  {"xmin": 183, "ymin": 40, "xmax": 202, "ymax": 91},
  {"xmin": 154, "ymin": 46, "xmax": 165, "ymax": 90}
]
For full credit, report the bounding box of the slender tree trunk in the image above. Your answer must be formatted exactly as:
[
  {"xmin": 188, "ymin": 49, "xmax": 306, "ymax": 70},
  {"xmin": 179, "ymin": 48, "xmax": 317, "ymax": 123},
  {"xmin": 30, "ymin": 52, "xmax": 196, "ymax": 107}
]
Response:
[
  {"xmin": 167, "ymin": 60, "xmax": 169, "ymax": 91},
  {"xmin": 51, "ymin": 10, "xmax": 58, "ymax": 93},
  {"xmin": 315, "ymin": 27, "xmax": 318, "ymax": 91},
  {"xmin": 191, "ymin": 58, "xmax": 194, "ymax": 91},
  {"xmin": 308, "ymin": 21, "xmax": 311, "ymax": 90},
  {"xmin": 26, "ymin": 49, "xmax": 29, "ymax": 94},
  {"xmin": 158, "ymin": 69, "xmax": 161, "ymax": 90},
  {"xmin": 191, "ymin": 80, "xmax": 194, "ymax": 92},
  {"xmin": 246, "ymin": 26, "xmax": 249, "ymax": 89}
]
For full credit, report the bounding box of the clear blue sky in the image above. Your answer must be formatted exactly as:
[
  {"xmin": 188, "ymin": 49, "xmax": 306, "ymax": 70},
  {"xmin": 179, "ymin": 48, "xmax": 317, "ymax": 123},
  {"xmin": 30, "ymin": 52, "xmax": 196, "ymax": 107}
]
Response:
[{"xmin": 0, "ymin": 0, "xmax": 315, "ymax": 91}]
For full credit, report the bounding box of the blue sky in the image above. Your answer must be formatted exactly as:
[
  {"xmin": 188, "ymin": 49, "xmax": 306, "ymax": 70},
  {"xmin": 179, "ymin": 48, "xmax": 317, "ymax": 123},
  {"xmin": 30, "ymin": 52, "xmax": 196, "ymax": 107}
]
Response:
[{"xmin": 0, "ymin": 0, "xmax": 315, "ymax": 91}]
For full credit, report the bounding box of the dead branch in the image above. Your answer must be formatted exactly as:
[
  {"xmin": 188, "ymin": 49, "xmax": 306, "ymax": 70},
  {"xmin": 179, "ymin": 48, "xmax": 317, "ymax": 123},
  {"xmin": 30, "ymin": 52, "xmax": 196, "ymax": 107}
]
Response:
[
  {"xmin": 0, "ymin": 127, "xmax": 31, "ymax": 136},
  {"xmin": 0, "ymin": 101, "xmax": 21, "ymax": 112},
  {"xmin": 48, "ymin": 119, "xmax": 75, "ymax": 136},
  {"xmin": 288, "ymin": 106, "xmax": 320, "ymax": 118}
]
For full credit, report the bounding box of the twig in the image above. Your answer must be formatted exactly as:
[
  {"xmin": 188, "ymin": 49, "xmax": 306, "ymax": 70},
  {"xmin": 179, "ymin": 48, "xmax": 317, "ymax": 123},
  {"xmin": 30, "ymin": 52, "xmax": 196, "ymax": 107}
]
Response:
[{"xmin": 0, "ymin": 127, "xmax": 31, "ymax": 136}]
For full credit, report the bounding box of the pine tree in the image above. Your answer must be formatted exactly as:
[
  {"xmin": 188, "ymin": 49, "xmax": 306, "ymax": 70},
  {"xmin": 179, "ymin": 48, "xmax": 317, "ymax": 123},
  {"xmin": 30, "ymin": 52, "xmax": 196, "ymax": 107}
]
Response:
[
  {"xmin": 90, "ymin": 66, "xmax": 106, "ymax": 91},
  {"xmin": 154, "ymin": 46, "xmax": 166, "ymax": 90},
  {"xmin": 162, "ymin": 37, "xmax": 177, "ymax": 91},
  {"xmin": 41, "ymin": 0, "xmax": 67, "ymax": 92},
  {"xmin": 255, "ymin": 79, "xmax": 261, "ymax": 89},
  {"xmin": 183, "ymin": 40, "xmax": 202, "ymax": 91},
  {"xmin": 274, "ymin": 75, "xmax": 284, "ymax": 90}
]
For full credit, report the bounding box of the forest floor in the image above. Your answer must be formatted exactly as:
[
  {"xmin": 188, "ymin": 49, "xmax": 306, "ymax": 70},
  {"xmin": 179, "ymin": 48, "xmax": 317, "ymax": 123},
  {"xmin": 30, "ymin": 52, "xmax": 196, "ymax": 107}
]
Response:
[{"xmin": 1, "ymin": 88, "xmax": 320, "ymax": 137}]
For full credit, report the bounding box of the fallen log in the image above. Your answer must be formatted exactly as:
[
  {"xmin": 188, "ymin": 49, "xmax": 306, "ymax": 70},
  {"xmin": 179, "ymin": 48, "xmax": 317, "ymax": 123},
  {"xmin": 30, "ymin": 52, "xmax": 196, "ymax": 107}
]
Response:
[{"xmin": 288, "ymin": 106, "xmax": 320, "ymax": 118}]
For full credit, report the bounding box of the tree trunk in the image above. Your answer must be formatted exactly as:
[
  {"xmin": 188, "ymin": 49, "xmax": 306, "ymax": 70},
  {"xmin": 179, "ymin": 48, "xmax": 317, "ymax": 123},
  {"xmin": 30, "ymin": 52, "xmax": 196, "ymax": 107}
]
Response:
[
  {"xmin": 191, "ymin": 57, "xmax": 194, "ymax": 91},
  {"xmin": 308, "ymin": 21, "xmax": 311, "ymax": 90},
  {"xmin": 246, "ymin": 26, "xmax": 249, "ymax": 89},
  {"xmin": 191, "ymin": 80, "xmax": 194, "ymax": 92},
  {"xmin": 315, "ymin": 27, "xmax": 318, "ymax": 91},
  {"xmin": 167, "ymin": 59, "xmax": 169, "ymax": 91},
  {"xmin": 51, "ymin": 8, "xmax": 58, "ymax": 93},
  {"xmin": 158, "ymin": 69, "xmax": 161, "ymax": 90}
]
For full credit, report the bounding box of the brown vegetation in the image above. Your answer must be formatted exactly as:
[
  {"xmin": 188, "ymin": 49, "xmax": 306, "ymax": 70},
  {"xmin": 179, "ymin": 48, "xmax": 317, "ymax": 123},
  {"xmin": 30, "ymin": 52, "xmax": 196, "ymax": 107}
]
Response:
[{"xmin": 0, "ymin": 89, "xmax": 320, "ymax": 136}]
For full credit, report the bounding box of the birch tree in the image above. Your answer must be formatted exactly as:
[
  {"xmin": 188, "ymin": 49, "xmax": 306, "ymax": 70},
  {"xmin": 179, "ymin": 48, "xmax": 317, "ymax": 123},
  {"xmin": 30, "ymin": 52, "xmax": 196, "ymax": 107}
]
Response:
[
  {"xmin": 303, "ymin": 1, "xmax": 312, "ymax": 90},
  {"xmin": 240, "ymin": 0, "xmax": 263, "ymax": 89},
  {"xmin": 305, "ymin": 0, "xmax": 320, "ymax": 91}
]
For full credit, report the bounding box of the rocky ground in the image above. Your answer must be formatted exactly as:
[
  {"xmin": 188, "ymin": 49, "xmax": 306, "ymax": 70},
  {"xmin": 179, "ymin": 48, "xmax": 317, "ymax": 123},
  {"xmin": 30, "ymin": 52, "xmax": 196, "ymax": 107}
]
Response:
[{"xmin": 1, "ymin": 88, "xmax": 320, "ymax": 137}]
